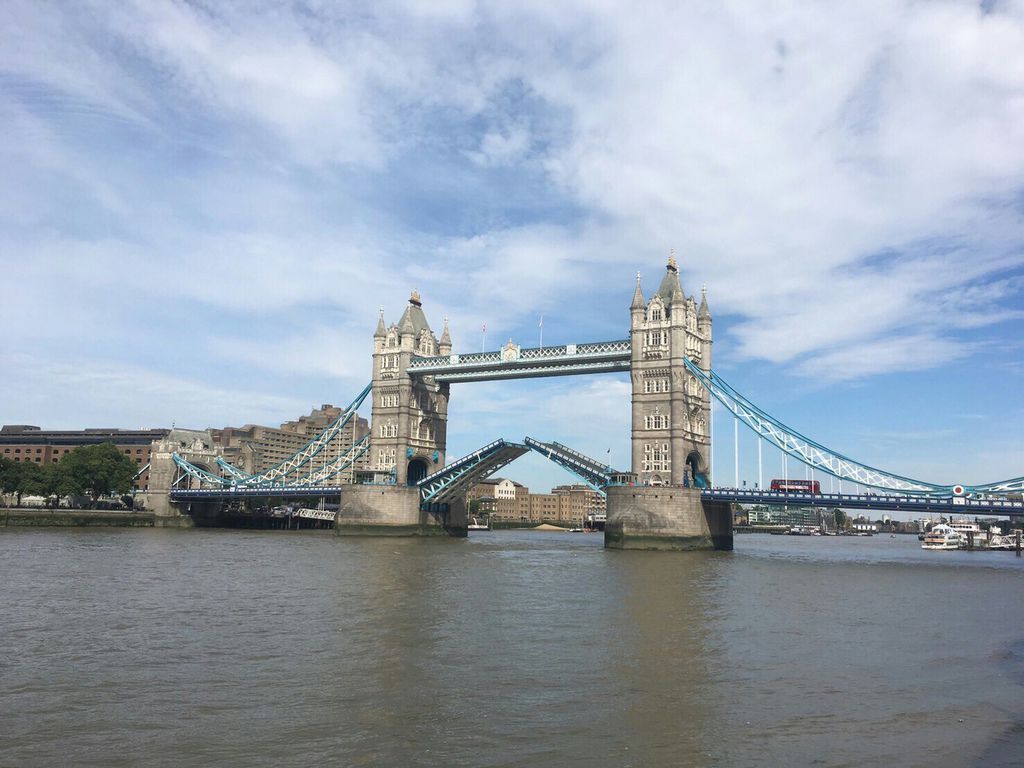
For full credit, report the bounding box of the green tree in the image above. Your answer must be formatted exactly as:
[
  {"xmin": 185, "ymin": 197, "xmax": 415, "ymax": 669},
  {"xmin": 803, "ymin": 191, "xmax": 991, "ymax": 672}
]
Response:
[
  {"xmin": 833, "ymin": 508, "xmax": 847, "ymax": 529},
  {"xmin": 0, "ymin": 457, "xmax": 20, "ymax": 504},
  {"xmin": 58, "ymin": 443, "xmax": 137, "ymax": 503},
  {"xmin": 0, "ymin": 458, "xmax": 52, "ymax": 506},
  {"xmin": 18, "ymin": 461, "xmax": 50, "ymax": 502}
]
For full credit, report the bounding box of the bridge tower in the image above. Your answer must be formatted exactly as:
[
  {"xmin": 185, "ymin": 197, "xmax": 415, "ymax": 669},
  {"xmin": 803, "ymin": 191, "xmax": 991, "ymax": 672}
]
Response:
[
  {"xmin": 629, "ymin": 251, "xmax": 713, "ymax": 487},
  {"xmin": 370, "ymin": 292, "xmax": 450, "ymax": 486}
]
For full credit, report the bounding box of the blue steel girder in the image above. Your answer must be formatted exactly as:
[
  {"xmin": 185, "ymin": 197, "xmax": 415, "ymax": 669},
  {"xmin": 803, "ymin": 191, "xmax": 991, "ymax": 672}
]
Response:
[
  {"xmin": 407, "ymin": 340, "xmax": 631, "ymax": 383},
  {"xmin": 216, "ymin": 457, "xmax": 250, "ymax": 481},
  {"xmin": 701, "ymin": 488, "xmax": 1024, "ymax": 516},
  {"xmin": 682, "ymin": 359, "xmax": 954, "ymax": 496},
  {"xmin": 969, "ymin": 477, "xmax": 1024, "ymax": 495},
  {"xmin": 688, "ymin": 360, "xmax": 1024, "ymax": 496},
  {"xmin": 524, "ymin": 437, "xmax": 615, "ymax": 494},
  {"xmin": 418, "ymin": 439, "xmax": 529, "ymax": 504},
  {"xmin": 216, "ymin": 382, "xmax": 372, "ymax": 486},
  {"xmin": 293, "ymin": 435, "xmax": 370, "ymax": 486},
  {"xmin": 172, "ymin": 453, "xmax": 230, "ymax": 488}
]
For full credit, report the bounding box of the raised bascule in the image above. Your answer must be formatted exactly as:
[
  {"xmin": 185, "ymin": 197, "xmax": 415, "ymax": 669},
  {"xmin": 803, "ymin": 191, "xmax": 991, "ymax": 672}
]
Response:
[{"xmin": 156, "ymin": 253, "xmax": 1024, "ymax": 546}]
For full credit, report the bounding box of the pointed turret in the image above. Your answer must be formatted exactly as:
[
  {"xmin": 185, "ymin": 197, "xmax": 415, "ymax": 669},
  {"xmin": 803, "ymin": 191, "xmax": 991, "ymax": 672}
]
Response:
[
  {"xmin": 656, "ymin": 249, "xmax": 684, "ymax": 307},
  {"xmin": 374, "ymin": 307, "xmax": 386, "ymax": 338},
  {"xmin": 439, "ymin": 315, "xmax": 452, "ymax": 355},
  {"xmin": 698, "ymin": 285, "xmax": 711, "ymax": 321},
  {"xmin": 399, "ymin": 300, "xmax": 416, "ymax": 348},
  {"xmin": 630, "ymin": 272, "xmax": 645, "ymax": 310},
  {"xmin": 397, "ymin": 289, "xmax": 432, "ymax": 337}
]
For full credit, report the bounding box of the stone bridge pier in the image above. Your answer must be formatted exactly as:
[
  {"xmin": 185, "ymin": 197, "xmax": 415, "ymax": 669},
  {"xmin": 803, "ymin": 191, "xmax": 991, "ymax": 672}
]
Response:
[{"xmin": 144, "ymin": 429, "xmax": 224, "ymax": 526}]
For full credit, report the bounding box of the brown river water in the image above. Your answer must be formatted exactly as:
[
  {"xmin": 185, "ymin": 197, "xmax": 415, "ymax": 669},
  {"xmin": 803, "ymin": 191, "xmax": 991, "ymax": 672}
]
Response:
[{"xmin": 1, "ymin": 529, "xmax": 1022, "ymax": 767}]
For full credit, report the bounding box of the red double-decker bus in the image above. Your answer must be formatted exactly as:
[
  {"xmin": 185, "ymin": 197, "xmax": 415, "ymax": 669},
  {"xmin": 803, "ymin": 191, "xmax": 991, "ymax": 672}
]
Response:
[{"xmin": 770, "ymin": 478, "xmax": 821, "ymax": 494}]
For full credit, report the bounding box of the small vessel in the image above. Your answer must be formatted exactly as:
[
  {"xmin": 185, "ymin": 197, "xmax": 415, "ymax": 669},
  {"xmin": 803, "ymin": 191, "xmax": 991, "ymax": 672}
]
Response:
[
  {"xmin": 921, "ymin": 524, "xmax": 961, "ymax": 551},
  {"xmin": 467, "ymin": 516, "xmax": 490, "ymax": 531},
  {"xmin": 787, "ymin": 525, "xmax": 815, "ymax": 536},
  {"xmin": 568, "ymin": 527, "xmax": 585, "ymax": 533},
  {"xmin": 948, "ymin": 518, "xmax": 986, "ymax": 546}
]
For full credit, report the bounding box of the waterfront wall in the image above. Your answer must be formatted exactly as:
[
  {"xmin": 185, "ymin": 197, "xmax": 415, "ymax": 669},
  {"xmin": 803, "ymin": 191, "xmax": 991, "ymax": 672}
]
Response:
[
  {"xmin": 604, "ymin": 487, "xmax": 733, "ymax": 551},
  {"xmin": 0, "ymin": 509, "xmax": 156, "ymax": 528},
  {"xmin": 334, "ymin": 486, "xmax": 466, "ymax": 537}
]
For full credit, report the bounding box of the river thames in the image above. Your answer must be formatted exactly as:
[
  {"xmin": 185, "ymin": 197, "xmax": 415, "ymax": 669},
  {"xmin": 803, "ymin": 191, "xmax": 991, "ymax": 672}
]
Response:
[{"xmin": 1, "ymin": 528, "xmax": 1022, "ymax": 767}]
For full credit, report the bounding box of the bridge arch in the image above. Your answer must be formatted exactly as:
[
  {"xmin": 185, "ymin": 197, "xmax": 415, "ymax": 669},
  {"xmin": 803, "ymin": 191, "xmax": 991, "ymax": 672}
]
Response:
[
  {"xmin": 686, "ymin": 450, "xmax": 708, "ymax": 489},
  {"xmin": 407, "ymin": 457, "xmax": 430, "ymax": 486}
]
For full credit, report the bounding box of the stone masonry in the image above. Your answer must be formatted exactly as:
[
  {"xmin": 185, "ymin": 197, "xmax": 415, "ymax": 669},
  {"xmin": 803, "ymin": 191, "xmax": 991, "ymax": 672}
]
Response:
[{"xmin": 629, "ymin": 250, "xmax": 713, "ymax": 487}]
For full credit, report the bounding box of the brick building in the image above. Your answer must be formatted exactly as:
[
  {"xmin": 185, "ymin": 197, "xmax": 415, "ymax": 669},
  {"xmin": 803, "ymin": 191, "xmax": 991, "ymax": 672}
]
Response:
[
  {"xmin": 0, "ymin": 425, "xmax": 170, "ymax": 490},
  {"xmin": 467, "ymin": 478, "xmax": 608, "ymax": 526}
]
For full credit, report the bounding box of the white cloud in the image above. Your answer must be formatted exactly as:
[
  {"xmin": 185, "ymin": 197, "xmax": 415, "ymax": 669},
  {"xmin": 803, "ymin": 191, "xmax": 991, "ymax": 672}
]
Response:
[
  {"xmin": 468, "ymin": 124, "xmax": 532, "ymax": 167},
  {"xmin": 2, "ymin": 1, "xmax": 1022, "ymax": 489},
  {"xmin": 0, "ymin": 353, "xmax": 308, "ymax": 430},
  {"xmin": 793, "ymin": 334, "xmax": 972, "ymax": 382}
]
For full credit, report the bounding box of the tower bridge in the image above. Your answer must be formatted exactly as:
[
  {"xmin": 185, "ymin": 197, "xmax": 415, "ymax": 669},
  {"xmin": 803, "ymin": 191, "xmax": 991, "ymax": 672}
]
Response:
[{"xmin": 155, "ymin": 253, "xmax": 1024, "ymax": 546}]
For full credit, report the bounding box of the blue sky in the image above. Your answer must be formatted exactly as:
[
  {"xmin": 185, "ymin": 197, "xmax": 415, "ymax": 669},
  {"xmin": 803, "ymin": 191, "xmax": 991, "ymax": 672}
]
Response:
[{"xmin": 2, "ymin": 0, "xmax": 1022, "ymax": 494}]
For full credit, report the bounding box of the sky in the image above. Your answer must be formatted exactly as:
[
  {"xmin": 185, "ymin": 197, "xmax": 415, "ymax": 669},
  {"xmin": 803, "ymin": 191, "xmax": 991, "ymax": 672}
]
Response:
[{"xmin": 2, "ymin": 0, "xmax": 1023, "ymax": 495}]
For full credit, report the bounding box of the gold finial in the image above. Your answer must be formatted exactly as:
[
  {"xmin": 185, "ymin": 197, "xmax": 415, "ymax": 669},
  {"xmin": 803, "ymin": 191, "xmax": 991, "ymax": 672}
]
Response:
[
  {"xmin": 636, "ymin": 271, "xmax": 641, "ymax": 283},
  {"xmin": 701, "ymin": 284, "xmax": 707, "ymax": 297},
  {"xmin": 409, "ymin": 290, "xmax": 422, "ymax": 306},
  {"xmin": 667, "ymin": 248, "xmax": 678, "ymax": 271}
]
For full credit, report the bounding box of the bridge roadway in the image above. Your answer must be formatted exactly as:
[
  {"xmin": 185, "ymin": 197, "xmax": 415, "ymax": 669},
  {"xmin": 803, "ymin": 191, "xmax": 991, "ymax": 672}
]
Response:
[
  {"xmin": 170, "ymin": 484, "xmax": 1024, "ymax": 516},
  {"xmin": 701, "ymin": 488, "xmax": 1024, "ymax": 516}
]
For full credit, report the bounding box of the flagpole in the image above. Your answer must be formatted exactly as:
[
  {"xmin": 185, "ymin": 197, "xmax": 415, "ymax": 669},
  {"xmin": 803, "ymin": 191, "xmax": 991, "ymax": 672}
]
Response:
[
  {"xmin": 539, "ymin": 315, "xmax": 544, "ymax": 350},
  {"xmin": 482, "ymin": 324, "xmax": 486, "ymax": 353}
]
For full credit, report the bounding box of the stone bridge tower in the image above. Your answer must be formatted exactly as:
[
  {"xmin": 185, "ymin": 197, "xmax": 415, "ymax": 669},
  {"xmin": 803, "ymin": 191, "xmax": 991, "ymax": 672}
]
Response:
[
  {"xmin": 629, "ymin": 252, "xmax": 713, "ymax": 487},
  {"xmin": 370, "ymin": 292, "xmax": 450, "ymax": 486}
]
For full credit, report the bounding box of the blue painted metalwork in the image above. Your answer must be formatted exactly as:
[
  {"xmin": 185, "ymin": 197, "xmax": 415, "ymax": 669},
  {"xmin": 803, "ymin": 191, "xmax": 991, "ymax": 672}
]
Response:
[
  {"xmin": 701, "ymin": 488, "xmax": 1024, "ymax": 516},
  {"xmin": 216, "ymin": 458, "xmax": 250, "ymax": 481},
  {"xmin": 523, "ymin": 437, "xmax": 616, "ymax": 494},
  {"xmin": 682, "ymin": 358, "xmax": 955, "ymax": 496},
  {"xmin": 407, "ymin": 340, "xmax": 631, "ymax": 382},
  {"xmin": 417, "ymin": 439, "xmax": 529, "ymax": 504},
  {"xmin": 686, "ymin": 359, "xmax": 1024, "ymax": 497},
  {"xmin": 179, "ymin": 382, "xmax": 372, "ymax": 488},
  {"xmin": 968, "ymin": 476, "xmax": 1024, "ymax": 495},
  {"xmin": 293, "ymin": 435, "xmax": 370, "ymax": 486},
  {"xmin": 171, "ymin": 486, "xmax": 346, "ymax": 501},
  {"xmin": 171, "ymin": 453, "xmax": 231, "ymax": 487}
]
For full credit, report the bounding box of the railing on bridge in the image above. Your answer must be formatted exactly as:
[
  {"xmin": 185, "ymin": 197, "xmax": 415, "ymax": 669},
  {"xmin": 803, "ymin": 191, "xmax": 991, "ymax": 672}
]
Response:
[
  {"xmin": 523, "ymin": 437, "xmax": 617, "ymax": 494},
  {"xmin": 701, "ymin": 488, "xmax": 1024, "ymax": 516},
  {"xmin": 418, "ymin": 439, "xmax": 530, "ymax": 505},
  {"xmin": 406, "ymin": 340, "xmax": 631, "ymax": 382}
]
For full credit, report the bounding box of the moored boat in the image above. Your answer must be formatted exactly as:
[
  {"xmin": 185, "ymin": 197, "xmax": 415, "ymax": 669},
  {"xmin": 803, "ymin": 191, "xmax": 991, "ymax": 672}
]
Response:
[{"xmin": 921, "ymin": 524, "xmax": 961, "ymax": 551}]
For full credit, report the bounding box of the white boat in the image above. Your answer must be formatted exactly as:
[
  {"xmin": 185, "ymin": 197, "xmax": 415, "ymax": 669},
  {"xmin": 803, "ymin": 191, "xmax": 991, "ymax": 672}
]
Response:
[
  {"xmin": 467, "ymin": 517, "xmax": 490, "ymax": 531},
  {"xmin": 948, "ymin": 518, "xmax": 986, "ymax": 547},
  {"xmin": 921, "ymin": 524, "xmax": 961, "ymax": 551}
]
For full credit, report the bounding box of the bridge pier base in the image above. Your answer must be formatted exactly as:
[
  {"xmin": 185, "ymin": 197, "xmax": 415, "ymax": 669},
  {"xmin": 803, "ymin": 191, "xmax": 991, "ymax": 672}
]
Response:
[
  {"xmin": 604, "ymin": 487, "xmax": 733, "ymax": 551},
  {"xmin": 333, "ymin": 486, "xmax": 466, "ymax": 537}
]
